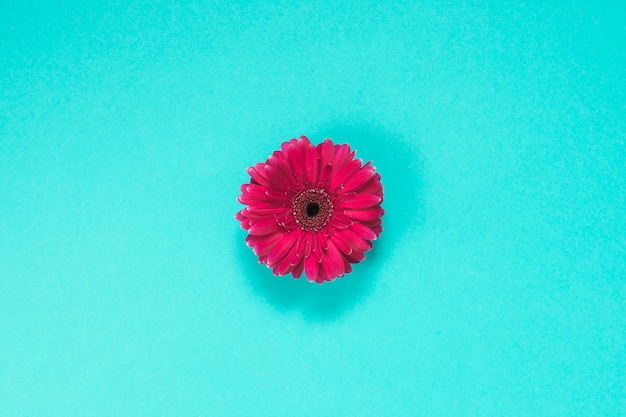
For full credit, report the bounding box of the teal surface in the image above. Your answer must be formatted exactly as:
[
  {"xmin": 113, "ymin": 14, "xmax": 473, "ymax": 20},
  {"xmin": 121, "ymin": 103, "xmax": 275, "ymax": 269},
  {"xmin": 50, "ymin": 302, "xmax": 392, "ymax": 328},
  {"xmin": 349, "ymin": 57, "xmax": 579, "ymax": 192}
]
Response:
[{"xmin": 1, "ymin": 1, "xmax": 625, "ymax": 416}]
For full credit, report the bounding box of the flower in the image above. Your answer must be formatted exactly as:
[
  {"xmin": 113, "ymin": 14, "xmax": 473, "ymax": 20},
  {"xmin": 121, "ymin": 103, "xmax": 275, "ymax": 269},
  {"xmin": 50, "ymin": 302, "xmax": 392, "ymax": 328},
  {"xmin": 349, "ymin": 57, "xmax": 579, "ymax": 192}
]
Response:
[{"xmin": 236, "ymin": 136, "xmax": 384, "ymax": 283}]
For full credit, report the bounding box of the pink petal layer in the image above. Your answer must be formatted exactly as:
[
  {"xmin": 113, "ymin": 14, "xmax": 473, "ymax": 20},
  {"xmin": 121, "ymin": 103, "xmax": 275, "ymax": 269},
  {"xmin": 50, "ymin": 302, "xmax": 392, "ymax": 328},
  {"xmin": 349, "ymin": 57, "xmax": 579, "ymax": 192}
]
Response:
[
  {"xmin": 338, "ymin": 194, "xmax": 382, "ymax": 209},
  {"xmin": 329, "ymin": 231, "xmax": 353, "ymax": 256},
  {"xmin": 337, "ymin": 228, "xmax": 370, "ymax": 252},
  {"xmin": 305, "ymin": 144, "xmax": 319, "ymax": 187},
  {"xmin": 304, "ymin": 253, "xmax": 319, "ymax": 282},
  {"xmin": 292, "ymin": 259, "xmax": 304, "ymax": 279},
  {"xmin": 350, "ymin": 222, "xmax": 378, "ymax": 241},
  {"xmin": 248, "ymin": 218, "xmax": 282, "ymax": 236},
  {"xmin": 324, "ymin": 239, "xmax": 345, "ymax": 278},
  {"xmin": 344, "ymin": 208, "xmax": 384, "ymax": 222},
  {"xmin": 341, "ymin": 164, "xmax": 375, "ymax": 193},
  {"xmin": 329, "ymin": 212, "xmax": 352, "ymax": 229},
  {"xmin": 267, "ymin": 230, "xmax": 300, "ymax": 267},
  {"xmin": 247, "ymin": 232, "xmax": 284, "ymax": 257},
  {"xmin": 329, "ymin": 159, "xmax": 362, "ymax": 192}
]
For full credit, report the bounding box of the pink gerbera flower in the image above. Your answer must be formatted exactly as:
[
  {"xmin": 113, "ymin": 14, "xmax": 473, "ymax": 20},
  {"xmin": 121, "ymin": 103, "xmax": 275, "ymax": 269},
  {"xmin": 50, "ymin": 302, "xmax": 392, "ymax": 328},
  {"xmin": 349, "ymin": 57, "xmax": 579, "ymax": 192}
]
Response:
[{"xmin": 236, "ymin": 136, "xmax": 384, "ymax": 283}]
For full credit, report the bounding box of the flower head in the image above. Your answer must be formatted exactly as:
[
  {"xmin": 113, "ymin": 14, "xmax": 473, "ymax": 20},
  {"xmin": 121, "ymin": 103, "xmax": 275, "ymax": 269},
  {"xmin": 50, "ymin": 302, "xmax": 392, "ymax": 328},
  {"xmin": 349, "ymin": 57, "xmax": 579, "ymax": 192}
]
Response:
[{"xmin": 236, "ymin": 136, "xmax": 384, "ymax": 283}]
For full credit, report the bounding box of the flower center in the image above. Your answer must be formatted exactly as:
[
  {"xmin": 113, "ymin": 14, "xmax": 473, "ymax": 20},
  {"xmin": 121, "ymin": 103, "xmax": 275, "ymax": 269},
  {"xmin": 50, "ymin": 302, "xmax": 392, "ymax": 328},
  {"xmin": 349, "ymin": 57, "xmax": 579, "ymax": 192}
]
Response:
[
  {"xmin": 306, "ymin": 202, "xmax": 320, "ymax": 217},
  {"xmin": 292, "ymin": 188, "xmax": 333, "ymax": 232}
]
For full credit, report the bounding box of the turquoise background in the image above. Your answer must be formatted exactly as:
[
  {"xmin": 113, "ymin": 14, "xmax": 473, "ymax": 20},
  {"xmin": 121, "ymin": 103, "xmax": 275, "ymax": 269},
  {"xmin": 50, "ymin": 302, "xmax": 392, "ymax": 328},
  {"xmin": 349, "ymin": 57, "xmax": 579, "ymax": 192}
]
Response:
[{"xmin": 1, "ymin": 1, "xmax": 625, "ymax": 416}]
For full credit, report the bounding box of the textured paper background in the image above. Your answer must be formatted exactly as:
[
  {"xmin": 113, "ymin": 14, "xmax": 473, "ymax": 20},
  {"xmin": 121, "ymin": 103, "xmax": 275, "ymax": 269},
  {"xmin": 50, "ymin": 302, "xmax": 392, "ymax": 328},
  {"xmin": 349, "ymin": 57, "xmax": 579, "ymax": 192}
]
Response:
[{"xmin": 1, "ymin": 1, "xmax": 624, "ymax": 416}]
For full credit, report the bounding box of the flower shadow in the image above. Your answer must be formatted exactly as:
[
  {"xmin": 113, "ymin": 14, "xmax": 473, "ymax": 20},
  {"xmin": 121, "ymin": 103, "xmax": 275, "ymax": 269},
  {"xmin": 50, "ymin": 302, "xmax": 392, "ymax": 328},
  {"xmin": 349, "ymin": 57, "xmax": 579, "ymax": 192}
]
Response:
[{"xmin": 237, "ymin": 122, "xmax": 424, "ymax": 321}]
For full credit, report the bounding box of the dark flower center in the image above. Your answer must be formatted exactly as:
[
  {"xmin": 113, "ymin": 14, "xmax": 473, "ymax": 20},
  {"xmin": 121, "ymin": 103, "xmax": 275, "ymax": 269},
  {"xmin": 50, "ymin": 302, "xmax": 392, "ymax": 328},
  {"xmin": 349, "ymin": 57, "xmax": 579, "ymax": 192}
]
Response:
[
  {"xmin": 306, "ymin": 202, "xmax": 320, "ymax": 217},
  {"xmin": 292, "ymin": 188, "xmax": 333, "ymax": 232}
]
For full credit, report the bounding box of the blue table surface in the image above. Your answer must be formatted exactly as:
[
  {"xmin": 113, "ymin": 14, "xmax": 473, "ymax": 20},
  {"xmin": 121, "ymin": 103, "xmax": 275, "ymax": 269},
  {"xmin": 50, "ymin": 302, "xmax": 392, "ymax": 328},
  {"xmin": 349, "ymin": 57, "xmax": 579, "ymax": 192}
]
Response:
[{"xmin": 1, "ymin": 1, "xmax": 624, "ymax": 416}]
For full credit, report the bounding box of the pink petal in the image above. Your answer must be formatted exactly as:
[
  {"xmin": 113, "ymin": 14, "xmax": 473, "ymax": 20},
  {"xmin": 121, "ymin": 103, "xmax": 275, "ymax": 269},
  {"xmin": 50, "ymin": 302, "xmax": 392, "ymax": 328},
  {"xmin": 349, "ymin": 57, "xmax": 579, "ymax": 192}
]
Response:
[
  {"xmin": 248, "ymin": 218, "xmax": 282, "ymax": 236},
  {"xmin": 279, "ymin": 139, "xmax": 303, "ymax": 186},
  {"xmin": 267, "ymin": 230, "xmax": 300, "ymax": 267},
  {"xmin": 317, "ymin": 260, "xmax": 337, "ymax": 282},
  {"xmin": 340, "ymin": 163, "xmax": 376, "ymax": 193},
  {"xmin": 286, "ymin": 233, "xmax": 305, "ymax": 267},
  {"xmin": 338, "ymin": 194, "xmax": 382, "ymax": 209},
  {"xmin": 292, "ymin": 259, "xmax": 304, "ymax": 279},
  {"xmin": 343, "ymin": 257, "xmax": 353, "ymax": 274},
  {"xmin": 239, "ymin": 208, "xmax": 263, "ymax": 219},
  {"xmin": 329, "ymin": 231, "xmax": 353, "ymax": 256},
  {"xmin": 324, "ymin": 239, "xmax": 345, "ymax": 279},
  {"xmin": 315, "ymin": 260, "xmax": 327, "ymax": 283},
  {"xmin": 265, "ymin": 162, "xmax": 295, "ymax": 190},
  {"xmin": 240, "ymin": 184, "xmax": 290, "ymax": 203},
  {"xmin": 274, "ymin": 245, "xmax": 298, "ymax": 275},
  {"xmin": 280, "ymin": 212, "xmax": 297, "ymax": 229},
  {"xmin": 346, "ymin": 250, "xmax": 365, "ymax": 263},
  {"xmin": 238, "ymin": 193, "xmax": 286, "ymax": 207},
  {"xmin": 330, "ymin": 144, "xmax": 351, "ymax": 175},
  {"xmin": 315, "ymin": 139, "xmax": 335, "ymax": 187},
  {"xmin": 304, "ymin": 253, "xmax": 319, "ymax": 282},
  {"xmin": 337, "ymin": 228, "xmax": 370, "ymax": 252},
  {"xmin": 290, "ymin": 137, "xmax": 309, "ymax": 184},
  {"xmin": 370, "ymin": 223, "xmax": 383, "ymax": 236},
  {"xmin": 312, "ymin": 232, "xmax": 323, "ymax": 263},
  {"xmin": 239, "ymin": 218, "xmax": 252, "ymax": 230},
  {"xmin": 281, "ymin": 138, "xmax": 297, "ymax": 154},
  {"xmin": 304, "ymin": 231, "xmax": 313, "ymax": 258},
  {"xmin": 280, "ymin": 140, "xmax": 296, "ymax": 170},
  {"xmin": 269, "ymin": 151, "xmax": 297, "ymax": 184},
  {"xmin": 349, "ymin": 221, "xmax": 378, "ymax": 241},
  {"xmin": 280, "ymin": 230, "xmax": 302, "ymax": 268},
  {"xmin": 329, "ymin": 211, "xmax": 352, "ymax": 229},
  {"xmin": 329, "ymin": 159, "xmax": 362, "ymax": 192},
  {"xmin": 316, "ymin": 162, "xmax": 333, "ymax": 188},
  {"xmin": 355, "ymin": 173, "xmax": 383, "ymax": 195},
  {"xmin": 344, "ymin": 208, "xmax": 384, "ymax": 222},
  {"xmin": 295, "ymin": 233, "xmax": 307, "ymax": 259},
  {"xmin": 247, "ymin": 232, "xmax": 283, "ymax": 256},
  {"xmin": 304, "ymin": 144, "xmax": 319, "ymax": 188},
  {"xmin": 319, "ymin": 138, "xmax": 335, "ymax": 166},
  {"xmin": 245, "ymin": 205, "xmax": 289, "ymax": 216},
  {"xmin": 236, "ymin": 193, "xmax": 255, "ymax": 205},
  {"xmin": 362, "ymin": 218, "xmax": 383, "ymax": 229},
  {"xmin": 247, "ymin": 163, "xmax": 276, "ymax": 189}
]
